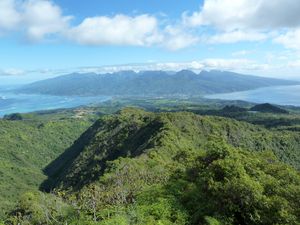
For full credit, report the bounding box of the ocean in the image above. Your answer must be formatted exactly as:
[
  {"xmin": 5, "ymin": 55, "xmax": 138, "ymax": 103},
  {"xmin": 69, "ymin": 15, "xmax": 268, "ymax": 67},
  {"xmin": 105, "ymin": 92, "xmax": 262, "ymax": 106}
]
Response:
[
  {"xmin": 205, "ymin": 85, "xmax": 300, "ymax": 106},
  {"xmin": 0, "ymin": 87, "xmax": 110, "ymax": 117}
]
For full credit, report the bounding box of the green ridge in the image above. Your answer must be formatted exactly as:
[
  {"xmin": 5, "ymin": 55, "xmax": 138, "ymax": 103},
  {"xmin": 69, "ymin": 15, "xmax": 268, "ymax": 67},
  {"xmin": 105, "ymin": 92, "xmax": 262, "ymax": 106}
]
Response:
[
  {"xmin": 5, "ymin": 108, "xmax": 300, "ymax": 224},
  {"xmin": 0, "ymin": 118, "xmax": 91, "ymax": 218}
]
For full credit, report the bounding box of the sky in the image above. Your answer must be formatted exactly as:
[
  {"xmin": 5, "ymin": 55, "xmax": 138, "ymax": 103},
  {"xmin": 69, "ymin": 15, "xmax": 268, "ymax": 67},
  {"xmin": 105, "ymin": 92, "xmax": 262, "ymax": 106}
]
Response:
[{"xmin": 1, "ymin": 0, "xmax": 300, "ymax": 84}]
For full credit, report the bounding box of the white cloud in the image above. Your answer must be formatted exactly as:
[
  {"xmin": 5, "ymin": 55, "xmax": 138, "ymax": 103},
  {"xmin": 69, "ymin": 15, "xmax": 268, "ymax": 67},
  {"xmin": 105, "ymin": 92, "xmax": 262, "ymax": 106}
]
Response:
[
  {"xmin": 274, "ymin": 29, "xmax": 300, "ymax": 50},
  {"xmin": 1, "ymin": 58, "xmax": 282, "ymax": 78},
  {"xmin": 208, "ymin": 30, "xmax": 267, "ymax": 44},
  {"xmin": 1, "ymin": 0, "xmax": 299, "ymax": 51},
  {"xmin": 0, "ymin": 0, "xmax": 199, "ymax": 50},
  {"xmin": 70, "ymin": 58, "xmax": 271, "ymax": 74},
  {"xmin": 66, "ymin": 14, "xmax": 161, "ymax": 46},
  {"xmin": 0, "ymin": 68, "xmax": 25, "ymax": 76},
  {"xmin": 66, "ymin": 14, "xmax": 200, "ymax": 50},
  {"xmin": 0, "ymin": 0, "xmax": 71, "ymax": 40},
  {"xmin": 201, "ymin": 58, "xmax": 270, "ymax": 71},
  {"xmin": 75, "ymin": 62, "xmax": 205, "ymax": 73},
  {"xmin": 22, "ymin": 0, "xmax": 72, "ymax": 41},
  {"xmin": 183, "ymin": 0, "xmax": 300, "ymax": 31},
  {"xmin": 181, "ymin": 0, "xmax": 300, "ymax": 47},
  {"xmin": 183, "ymin": 0, "xmax": 256, "ymax": 30},
  {"xmin": 287, "ymin": 60, "xmax": 300, "ymax": 68},
  {"xmin": 0, "ymin": 0, "xmax": 21, "ymax": 31}
]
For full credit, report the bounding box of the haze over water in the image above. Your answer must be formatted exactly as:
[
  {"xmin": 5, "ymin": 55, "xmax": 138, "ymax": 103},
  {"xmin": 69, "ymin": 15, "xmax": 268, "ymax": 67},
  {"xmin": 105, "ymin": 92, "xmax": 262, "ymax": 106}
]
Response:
[{"xmin": 205, "ymin": 85, "xmax": 300, "ymax": 106}]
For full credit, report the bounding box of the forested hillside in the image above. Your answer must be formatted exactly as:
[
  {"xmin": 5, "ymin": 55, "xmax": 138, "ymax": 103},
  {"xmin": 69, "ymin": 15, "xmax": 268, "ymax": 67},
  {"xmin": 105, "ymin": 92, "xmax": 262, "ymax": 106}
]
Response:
[
  {"xmin": 0, "ymin": 117, "xmax": 92, "ymax": 218},
  {"xmin": 6, "ymin": 108, "xmax": 300, "ymax": 224}
]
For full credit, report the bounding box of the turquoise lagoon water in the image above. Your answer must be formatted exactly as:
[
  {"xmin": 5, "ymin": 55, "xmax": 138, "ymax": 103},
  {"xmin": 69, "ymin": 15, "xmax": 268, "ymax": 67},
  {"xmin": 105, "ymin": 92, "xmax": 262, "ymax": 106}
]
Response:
[{"xmin": 0, "ymin": 87, "xmax": 110, "ymax": 117}]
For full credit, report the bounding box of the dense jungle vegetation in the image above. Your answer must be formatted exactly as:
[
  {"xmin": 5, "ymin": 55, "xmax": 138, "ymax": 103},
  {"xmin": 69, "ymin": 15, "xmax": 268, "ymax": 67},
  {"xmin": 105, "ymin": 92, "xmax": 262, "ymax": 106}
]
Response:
[
  {"xmin": 0, "ymin": 115, "xmax": 92, "ymax": 218},
  {"xmin": 1, "ymin": 99, "xmax": 300, "ymax": 224}
]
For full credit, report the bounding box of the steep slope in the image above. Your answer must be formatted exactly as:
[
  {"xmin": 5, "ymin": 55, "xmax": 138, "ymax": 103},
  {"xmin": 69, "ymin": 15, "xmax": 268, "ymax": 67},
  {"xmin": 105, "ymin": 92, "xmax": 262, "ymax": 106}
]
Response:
[
  {"xmin": 17, "ymin": 70, "xmax": 297, "ymax": 96},
  {"xmin": 44, "ymin": 108, "xmax": 300, "ymax": 192},
  {"xmin": 0, "ymin": 118, "xmax": 91, "ymax": 218},
  {"xmin": 42, "ymin": 108, "xmax": 162, "ymax": 191}
]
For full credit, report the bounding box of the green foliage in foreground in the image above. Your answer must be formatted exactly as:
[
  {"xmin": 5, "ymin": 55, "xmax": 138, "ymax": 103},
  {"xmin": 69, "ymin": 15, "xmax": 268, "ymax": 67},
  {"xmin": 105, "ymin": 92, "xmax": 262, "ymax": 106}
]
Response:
[
  {"xmin": 8, "ymin": 141, "xmax": 300, "ymax": 224},
  {"xmin": 47, "ymin": 108, "xmax": 300, "ymax": 192},
  {"xmin": 0, "ymin": 118, "xmax": 91, "ymax": 218},
  {"xmin": 6, "ymin": 109, "xmax": 300, "ymax": 224}
]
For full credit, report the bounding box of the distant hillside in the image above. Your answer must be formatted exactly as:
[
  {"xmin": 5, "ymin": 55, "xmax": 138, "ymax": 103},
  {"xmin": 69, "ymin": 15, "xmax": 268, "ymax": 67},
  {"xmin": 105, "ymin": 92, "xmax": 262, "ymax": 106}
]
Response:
[
  {"xmin": 250, "ymin": 103, "xmax": 289, "ymax": 114},
  {"xmin": 221, "ymin": 105, "xmax": 248, "ymax": 113},
  {"xmin": 17, "ymin": 70, "xmax": 297, "ymax": 96}
]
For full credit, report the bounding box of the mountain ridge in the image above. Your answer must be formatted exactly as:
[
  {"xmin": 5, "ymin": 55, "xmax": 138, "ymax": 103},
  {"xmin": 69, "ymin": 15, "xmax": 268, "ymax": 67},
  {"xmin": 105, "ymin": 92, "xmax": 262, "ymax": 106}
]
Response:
[
  {"xmin": 5, "ymin": 108, "xmax": 300, "ymax": 224},
  {"xmin": 17, "ymin": 70, "xmax": 298, "ymax": 97},
  {"xmin": 42, "ymin": 108, "xmax": 300, "ymax": 192}
]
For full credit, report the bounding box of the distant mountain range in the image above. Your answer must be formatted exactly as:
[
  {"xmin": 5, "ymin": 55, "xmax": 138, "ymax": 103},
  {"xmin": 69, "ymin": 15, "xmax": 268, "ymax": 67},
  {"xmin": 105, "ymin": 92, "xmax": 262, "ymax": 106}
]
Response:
[{"xmin": 17, "ymin": 70, "xmax": 298, "ymax": 96}]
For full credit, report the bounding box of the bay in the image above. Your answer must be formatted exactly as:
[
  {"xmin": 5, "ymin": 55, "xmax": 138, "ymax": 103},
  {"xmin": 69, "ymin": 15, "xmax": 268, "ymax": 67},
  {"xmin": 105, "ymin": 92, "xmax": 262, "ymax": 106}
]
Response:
[{"xmin": 0, "ymin": 87, "xmax": 110, "ymax": 117}]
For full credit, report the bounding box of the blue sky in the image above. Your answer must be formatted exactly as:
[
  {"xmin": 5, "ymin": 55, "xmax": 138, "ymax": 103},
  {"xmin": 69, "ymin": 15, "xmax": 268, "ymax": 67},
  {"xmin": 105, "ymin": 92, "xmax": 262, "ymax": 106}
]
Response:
[{"xmin": 1, "ymin": 0, "xmax": 300, "ymax": 83}]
